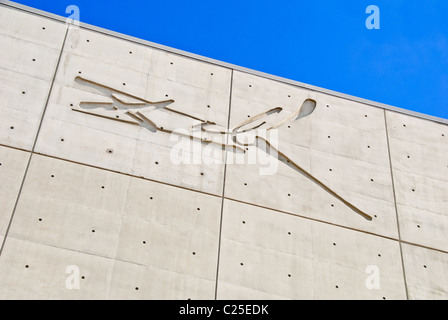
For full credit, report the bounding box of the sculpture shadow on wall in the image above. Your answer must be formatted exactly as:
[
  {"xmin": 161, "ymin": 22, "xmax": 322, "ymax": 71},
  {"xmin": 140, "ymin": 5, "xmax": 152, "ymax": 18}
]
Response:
[{"xmin": 72, "ymin": 76, "xmax": 372, "ymax": 221}]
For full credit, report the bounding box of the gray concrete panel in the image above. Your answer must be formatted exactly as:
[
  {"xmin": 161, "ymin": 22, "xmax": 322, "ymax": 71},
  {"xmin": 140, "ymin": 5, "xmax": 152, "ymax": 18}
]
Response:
[
  {"xmin": 7, "ymin": 154, "xmax": 130, "ymax": 258},
  {"xmin": 0, "ymin": 5, "xmax": 66, "ymax": 49},
  {"xmin": 386, "ymin": 111, "xmax": 448, "ymax": 252},
  {"xmin": 1, "ymin": 2, "xmax": 447, "ymax": 300},
  {"xmin": 0, "ymin": 6, "xmax": 66, "ymax": 150},
  {"xmin": 0, "ymin": 31, "xmax": 63, "ymax": 82},
  {"xmin": 225, "ymin": 71, "xmax": 397, "ymax": 238},
  {"xmin": 402, "ymin": 243, "xmax": 448, "ymax": 299},
  {"xmin": 217, "ymin": 200, "xmax": 406, "ymax": 300},
  {"xmin": 0, "ymin": 146, "xmax": 29, "ymax": 239},
  {"xmin": 0, "ymin": 237, "xmax": 114, "ymax": 299},
  {"xmin": 108, "ymin": 260, "xmax": 215, "ymax": 300},
  {"xmin": 4, "ymin": 154, "xmax": 221, "ymax": 298},
  {"xmin": 34, "ymin": 27, "xmax": 232, "ymax": 195}
]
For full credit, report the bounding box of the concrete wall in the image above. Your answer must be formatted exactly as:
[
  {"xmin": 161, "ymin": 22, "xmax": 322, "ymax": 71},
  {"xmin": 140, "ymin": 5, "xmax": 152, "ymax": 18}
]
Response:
[{"xmin": 0, "ymin": 4, "xmax": 447, "ymax": 300}]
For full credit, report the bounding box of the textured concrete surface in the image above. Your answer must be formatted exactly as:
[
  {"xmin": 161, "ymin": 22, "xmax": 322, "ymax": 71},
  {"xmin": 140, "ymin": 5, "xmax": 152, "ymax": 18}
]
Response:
[
  {"xmin": 1, "ymin": 154, "xmax": 221, "ymax": 299},
  {"xmin": 0, "ymin": 146, "xmax": 30, "ymax": 240},
  {"xmin": 386, "ymin": 111, "xmax": 448, "ymax": 253},
  {"xmin": 34, "ymin": 26, "xmax": 231, "ymax": 196},
  {"xmin": 0, "ymin": 7, "xmax": 66, "ymax": 150},
  {"xmin": 0, "ymin": 3, "xmax": 447, "ymax": 300},
  {"xmin": 226, "ymin": 71, "xmax": 398, "ymax": 238},
  {"xmin": 216, "ymin": 200, "xmax": 406, "ymax": 300}
]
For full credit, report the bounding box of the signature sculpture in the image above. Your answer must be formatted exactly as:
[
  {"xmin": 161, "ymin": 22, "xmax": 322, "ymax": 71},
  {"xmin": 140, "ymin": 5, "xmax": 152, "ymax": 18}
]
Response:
[{"xmin": 72, "ymin": 76, "xmax": 372, "ymax": 221}]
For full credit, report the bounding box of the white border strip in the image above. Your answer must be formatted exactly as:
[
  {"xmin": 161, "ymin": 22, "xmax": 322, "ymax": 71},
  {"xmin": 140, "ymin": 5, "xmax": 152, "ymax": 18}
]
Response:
[{"xmin": 1, "ymin": 0, "xmax": 447, "ymax": 125}]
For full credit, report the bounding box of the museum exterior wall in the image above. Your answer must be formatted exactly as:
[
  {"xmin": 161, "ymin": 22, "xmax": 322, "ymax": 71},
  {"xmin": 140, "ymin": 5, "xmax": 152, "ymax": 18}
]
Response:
[{"xmin": 0, "ymin": 2, "xmax": 447, "ymax": 300}]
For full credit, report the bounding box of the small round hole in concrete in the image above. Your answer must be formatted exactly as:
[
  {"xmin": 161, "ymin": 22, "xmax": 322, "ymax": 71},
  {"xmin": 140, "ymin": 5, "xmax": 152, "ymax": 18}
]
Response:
[
  {"xmin": 192, "ymin": 252, "xmax": 196, "ymax": 255},
  {"xmin": 25, "ymin": 265, "xmax": 29, "ymax": 268}
]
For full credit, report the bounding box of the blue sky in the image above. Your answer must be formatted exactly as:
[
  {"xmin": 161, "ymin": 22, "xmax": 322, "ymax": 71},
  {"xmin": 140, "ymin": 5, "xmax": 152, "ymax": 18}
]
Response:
[{"xmin": 12, "ymin": 0, "xmax": 448, "ymax": 120}]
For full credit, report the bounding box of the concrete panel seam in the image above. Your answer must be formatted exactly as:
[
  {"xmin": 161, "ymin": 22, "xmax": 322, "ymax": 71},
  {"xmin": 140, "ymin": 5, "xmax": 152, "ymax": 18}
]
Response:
[
  {"xmin": 0, "ymin": 26, "xmax": 69, "ymax": 257},
  {"xmin": 0, "ymin": 143, "xmax": 32, "ymax": 154},
  {"xmin": 12, "ymin": 147, "xmax": 448, "ymax": 254},
  {"xmin": 214, "ymin": 69, "xmax": 234, "ymax": 300},
  {"xmin": 383, "ymin": 109, "xmax": 409, "ymax": 300}
]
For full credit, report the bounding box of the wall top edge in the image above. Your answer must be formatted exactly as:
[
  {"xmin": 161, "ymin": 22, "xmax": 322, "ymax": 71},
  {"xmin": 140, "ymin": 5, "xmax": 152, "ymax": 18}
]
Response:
[{"xmin": 1, "ymin": 0, "xmax": 447, "ymax": 126}]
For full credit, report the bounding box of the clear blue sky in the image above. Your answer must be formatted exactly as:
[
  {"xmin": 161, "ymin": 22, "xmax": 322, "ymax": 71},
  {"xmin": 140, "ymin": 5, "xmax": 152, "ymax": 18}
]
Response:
[{"xmin": 12, "ymin": 0, "xmax": 448, "ymax": 120}]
